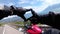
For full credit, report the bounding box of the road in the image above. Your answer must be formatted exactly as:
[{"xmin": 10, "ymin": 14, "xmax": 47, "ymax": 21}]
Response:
[
  {"xmin": 0, "ymin": 25, "xmax": 24, "ymax": 34},
  {"xmin": 0, "ymin": 26, "xmax": 4, "ymax": 34}
]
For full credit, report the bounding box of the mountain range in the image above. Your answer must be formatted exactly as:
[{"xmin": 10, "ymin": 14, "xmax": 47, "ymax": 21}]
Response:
[
  {"xmin": 39, "ymin": 3, "xmax": 60, "ymax": 15},
  {"xmin": 0, "ymin": 15, "xmax": 24, "ymax": 23}
]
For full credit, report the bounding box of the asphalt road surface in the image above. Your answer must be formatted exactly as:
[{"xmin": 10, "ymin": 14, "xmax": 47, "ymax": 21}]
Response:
[
  {"xmin": 0, "ymin": 26, "xmax": 4, "ymax": 34},
  {"xmin": 0, "ymin": 25, "xmax": 23, "ymax": 34}
]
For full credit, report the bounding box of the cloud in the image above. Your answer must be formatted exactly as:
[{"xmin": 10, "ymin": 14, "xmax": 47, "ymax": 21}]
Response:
[
  {"xmin": 40, "ymin": 0, "xmax": 60, "ymax": 5},
  {"xmin": 22, "ymin": 0, "xmax": 60, "ymax": 13},
  {"xmin": 23, "ymin": 4, "xmax": 48, "ymax": 14},
  {"xmin": 18, "ymin": 0, "xmax": 60, "ymax": 6},
  {"xmin": 0, "ymin": 3, "xmax": 14, "ymax": 7},
  {"xmin": 18, "ymin": 0, "xmax": 30, "ymax": 4},
  {"xmin": 0, "ymin": 3, "xmax": 4, "ymax": 6},
  {"xmin": 18, "ymin": 0, "xmax": 40, "ymax": 5},
  {"xmin": 0, "ymin": 0, "xmax": 16, "ymax": 6},
  {"xmin": 29, "ymin": 0, "xmax": 39, "ymax": 5},
  {"xmin": 7, "ymin": 3, "xmax": 14, "ymax": 6},
  {"xmin": 18, "ymin": 0, "xmax": 47, "ymax": 13}
]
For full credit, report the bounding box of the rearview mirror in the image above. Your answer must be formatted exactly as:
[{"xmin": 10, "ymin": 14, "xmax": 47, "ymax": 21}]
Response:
[{"xmin": 24, "ymin": 11, "xmax": 33, "ymax": 19}]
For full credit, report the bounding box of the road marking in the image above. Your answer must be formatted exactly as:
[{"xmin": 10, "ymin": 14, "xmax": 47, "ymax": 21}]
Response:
[{"xmin": 3, "ymin": 25, "xmax": 6, "ymax": 34}]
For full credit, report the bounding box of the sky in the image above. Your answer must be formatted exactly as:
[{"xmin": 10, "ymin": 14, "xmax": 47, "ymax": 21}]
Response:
[
  {"xmin": 0, "ymin": 0, "xmax": 60, "ymax": 19},
  {"xmin": 0, "ymin": 0, "xmax": 60, "ymax": 12}
]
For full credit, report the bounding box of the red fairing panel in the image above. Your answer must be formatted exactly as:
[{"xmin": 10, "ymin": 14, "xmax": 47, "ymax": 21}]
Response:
[{"xmin": 27, "ymin": 24, "xmax": 42, "ymax": 34}]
